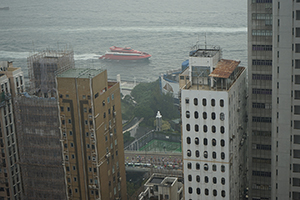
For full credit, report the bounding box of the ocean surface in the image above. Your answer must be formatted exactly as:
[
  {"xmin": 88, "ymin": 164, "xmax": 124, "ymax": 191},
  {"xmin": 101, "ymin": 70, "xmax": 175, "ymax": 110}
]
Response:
[{"xmin": 0, "ymin": 0, "xmax": 247, "ymax": 82}]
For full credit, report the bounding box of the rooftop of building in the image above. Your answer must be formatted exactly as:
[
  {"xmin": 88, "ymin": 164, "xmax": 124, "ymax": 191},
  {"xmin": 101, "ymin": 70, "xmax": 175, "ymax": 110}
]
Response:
[
  {"xmin": 189, "ymin": 46, "xmax": 220, "ymax": 58},
  {"xmin": 56, "ymin": 68, "xmax": 104, "ymax": 79},
  {"xmin": 209, "ymin": 59, "xmax": 241, "ymax": 79}
]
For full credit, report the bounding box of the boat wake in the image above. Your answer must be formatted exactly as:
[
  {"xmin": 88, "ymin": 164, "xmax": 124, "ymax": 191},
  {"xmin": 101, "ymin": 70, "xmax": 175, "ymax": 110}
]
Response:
[{"xmin": 0, "ymin": 51, "xmax": 100, "ymax": 61}]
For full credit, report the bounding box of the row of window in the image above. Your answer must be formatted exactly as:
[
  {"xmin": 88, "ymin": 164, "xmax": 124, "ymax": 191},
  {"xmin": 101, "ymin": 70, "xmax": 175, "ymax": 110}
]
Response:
[
  {"xmin": 252, "ymin": 29, "xmax": 272, "ymax": 36},
  {"xmin": 187, "ymin": 187, "xmax": 226, "ymax": 197},
  {"xmin": 252, "ymin": 88, "xmax": 272, "ymax": 95},
  {"xmin": 187, "ymin": 175, "xmax": 226, "ymax": 185},
  {"xmin": 187, "ymin": 150, "xmax": 226, "ymax": 160},
  {"xmin": 252, "ymin": 102, "xmax": 271, "ymax": 109},
  {"xmin": 252, "ymin": 45, "xmax": 272, "ymax": 51},
  {"xmin": 186, "ymin": 98, "xmax": 224, "ymax": 107},
  {"xmin": 252, "ymin": 117, "xmax": 272, "ymax": 123},
  {"xmin": 186, "ymin": 124, "xmax": 225, "ymax": 134},
  {"xmin": 252, "ymin": 0, "xmax": 272, "ymax": 3},
  {"xmin": 187, "ymin": 137, "xmax": 225, "ymax": 147},
  {"xmin": 187, "ymin": 162, "xmax": 226, "ymax": 172},
  {"xmin": 252, "ymin": 74, "xmax": 272, "ymax": 80},
  {"xmin": 186, "ymin": 111, "xmax": 225, "ymax": 121},
  {"xmin": 252, "ymin": 59, "xmax": 272, "ymax": 66}
]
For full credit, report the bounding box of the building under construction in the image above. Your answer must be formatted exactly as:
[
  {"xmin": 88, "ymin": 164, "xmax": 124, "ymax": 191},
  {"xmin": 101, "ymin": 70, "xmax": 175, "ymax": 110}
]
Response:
[
  {"xmin": 14, "ymin": 95, "xmax": 66, "ymax": 200},
  {"xmin": 11, "ymin": 49, "xmax": 75, "ymax": 199},
  {"xmin": 27, "ymin": 49, "xmax": 75, "ymax": 97}
]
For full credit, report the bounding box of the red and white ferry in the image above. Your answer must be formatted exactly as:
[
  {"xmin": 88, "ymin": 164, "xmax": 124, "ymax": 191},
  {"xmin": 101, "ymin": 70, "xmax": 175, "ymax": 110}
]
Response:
[
  {"xmin": 109, "ymin": 46, "xmax": 142, "ymax": 54},
  {"xmin": 99, "ymin": 46, "xmax": 151, "ymax": 60}
]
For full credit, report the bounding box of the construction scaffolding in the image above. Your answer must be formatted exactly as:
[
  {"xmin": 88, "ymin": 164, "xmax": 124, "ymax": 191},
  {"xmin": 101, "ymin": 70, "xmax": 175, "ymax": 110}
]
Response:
[
  {"xmin": 27, "ymin": 49, "xmax": 75, "ymax": 97},
  {"xmin": 14, "ymin": 95, "xmax": 66, "ymax": 200}
]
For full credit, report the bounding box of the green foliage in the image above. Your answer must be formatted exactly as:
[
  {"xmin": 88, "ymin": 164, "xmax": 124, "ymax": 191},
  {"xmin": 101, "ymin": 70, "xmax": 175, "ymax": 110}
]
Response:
[
  {"xmin": 131, "ymin": 79, "xmax": 179, "ymax": 127},
  {"xmin": 123, "ymin": 131, "xmax": 135, "ymax": 144},
  {"xmin": 121, "ymin": 96, "xmax": 135, "ymax": 120}
]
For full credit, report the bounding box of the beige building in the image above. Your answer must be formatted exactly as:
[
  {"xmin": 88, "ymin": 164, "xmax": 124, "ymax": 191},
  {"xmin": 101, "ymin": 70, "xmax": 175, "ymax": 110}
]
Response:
[
  {"xmin": 0, "ymin": 61, "xmax": 24, "ymax": 200},
  {"xmin": 56, "ymin": 68, "xmax": 127, "ymax": 200}
]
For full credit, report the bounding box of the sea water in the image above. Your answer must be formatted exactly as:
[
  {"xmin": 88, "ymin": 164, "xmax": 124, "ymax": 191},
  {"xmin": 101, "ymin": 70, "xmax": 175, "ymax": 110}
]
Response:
[{"xmin": 0, "ymin": 0, "xmax": 247, "ymax": 82}]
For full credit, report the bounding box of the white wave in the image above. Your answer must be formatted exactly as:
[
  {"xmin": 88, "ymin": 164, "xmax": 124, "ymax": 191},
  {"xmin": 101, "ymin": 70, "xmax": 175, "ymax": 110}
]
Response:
[
  {"xmin": 74, "ymin": 53, "xmax": 100, "ymax": 60},
  {"xmin": 0, "ymin": 51, "xmax": 31, "ymax": 59},
  {"xmin": 0, "ymin": 26, "xmax": 247, "ymax": 34}
]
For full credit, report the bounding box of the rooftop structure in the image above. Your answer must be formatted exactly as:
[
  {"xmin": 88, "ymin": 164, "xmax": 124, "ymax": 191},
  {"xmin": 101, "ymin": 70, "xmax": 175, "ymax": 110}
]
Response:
[
  {"xmin": 27, "ymin": 49, "xmax": 74, "ymax": 97},
  {"xmin": 138, "ymin": 173, "xmax": 183, "ymax": 200}
]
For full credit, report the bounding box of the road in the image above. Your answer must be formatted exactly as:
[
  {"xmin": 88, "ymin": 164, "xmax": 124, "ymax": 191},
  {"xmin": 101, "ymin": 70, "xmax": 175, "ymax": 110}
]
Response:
[{"xmin": 124, "ymin": 150, "xmax": 183, "ymax": 169}]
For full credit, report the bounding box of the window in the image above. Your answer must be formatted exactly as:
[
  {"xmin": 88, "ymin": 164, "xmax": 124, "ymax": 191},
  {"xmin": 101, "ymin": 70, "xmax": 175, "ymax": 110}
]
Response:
[
  {"xmin": 211, "ymin": 99, "xmax": 215, "ymax": 106},
  {"xmin": 220, "ymin": 126, "xmax": 225, "ymax": 134},
  {"xmin": 185, "ymin": 98, "xmax": 189, "ymax": 104},
  {"xmin": 205, "ymin": 176, "xmax": 209, "ymax": 183},
  {"xmin": 194, "ymin": 98, "xmax": 198, "ymax": 105},
  {"xmin": 202, "ymin": 98, "xmax": 207, "ymax": 106},
  {"xmin": 186, "ymin": 111, "xmax": 190, "ymax": 118},
  {"xmin": 212, "ymin": 164, "xmax": 217, "ymax": 171},
  {"xmin": 196, "ymin": 175, "xmax": 200, "ymax": 182},
  {"xmin": 196, "ymin": 163, "xmax": 200, "ymax": 170},
  {"xmin": 221, "ymin": 165, "xmax": 225, "ymax": 172},
  {"xmin": 204, "ymin": 138, "xmax": 208, "ymax": 145},
  {"xmin": 297, "ymin": 10, "xmax": 300, "ymax": 20},
  {"xmin": 60, "ymin": 107, "xmax": 64, "ymax": 112},
  {"xmin": 221, "ymin": 152, "xmax": 225, "ymax": 160},
  {"xmin": 221, "ymin": 178, "xmax": 225, "ymax": 185},
  {"xmin": 212, "ymin": 152, "xmax": 216, "ymax": 159},
  {"xmin": 220, "ymin": 113, "xmax": 225, "ymax": 121},
  {"xmin": 221, "ymin": 139, "xmax": 225, "ymax": 147},
  {"xmin": 213, "ymin": 177, "xmax": 217, "ymax": 184},
  {"xmin": 196, "ymin": 150, "xmax": 199, "ymax": 157},
  {"xmin": 203, "ymin": 112, "xmax": 207, "ymax": 119},
  {"xmin": 296, "ymin": 44, "xmax": 300, "ymax": 53},
  {"xmin": 195, "ymin": 137, "xmax": 199, "ymax": 145},
  {"xmin": 187, "ymin": 150, "xmax": 191, "ymax": 157},
  {"xmin": 186, "ymin": 124, "xmax": 190, "ymax": 131},
  {"xmin": 188, "ymin": 187, "xmax": 193, "ymax": 194},
  {"xmin": 211, "ymin": 112, "xmax": 216, "ymax": 120},
  {"xmin": 194, "ymin": 111, "xmax": 199, "ymax": 119},
  {"xmin": 187, "ymin": 162, "xmax": 192, "ymax": 169},
  {"xmin": 195, "ymin": 124, "xmax": 199, "ymax": 132},
  {"xmin": 188, "ymin": 175, "xmax": 192, "ymax": 181},
  {"xmin": 204, "ymin": 151, "xmax": 208, "ymax": 158},
  {"xmin": 196, "ymin": 188, "xmax": 200, "ymax": 195},
  {"xmin": 95, "ymin": 93, "xmax": 99, "ymax": 99},
  {"xmin": 107, "ymin": 97, "xmax": 110, "ymax": 103},
  {"xmin": 205, "ymin": 189, "xmax": 209, "ymax": 196},
  {"xmin": 204, "ymin": 164, "xmax": 209, "ymax": 171},
  {"xmin": 212, "ymin": 139, "xmax": 216, "ymax": 146},
  {"xmin": 213, "ymin": 189, "xmax": 217, "ymax": 196},
  {"xmin": 221, "ymin": 190, "xmax": 226, "ymax": 197},
  {"xmin": 203, "ymin": 125, "xmax": 207, "ymax": 132},
  {"xmin": 212, "ymin": 126, "xmax": 216, "ymax": 133},
  {"xmin": 187, "ymin": 137, "xmax": 191, "ymax": 144}
]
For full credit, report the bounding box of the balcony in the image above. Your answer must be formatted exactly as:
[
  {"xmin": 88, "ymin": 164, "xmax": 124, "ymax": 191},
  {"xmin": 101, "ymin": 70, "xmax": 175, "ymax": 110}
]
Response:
[{"xmin": 0, "ymin": 92, "xmax": 11, "ymax": 108}]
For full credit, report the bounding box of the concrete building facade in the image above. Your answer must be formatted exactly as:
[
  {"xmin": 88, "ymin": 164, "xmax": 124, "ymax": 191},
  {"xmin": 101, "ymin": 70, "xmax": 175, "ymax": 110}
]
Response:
[
  {"xmin": 180, "ymin": 48, "xmax": 247, "ymax": 199},
  {"xmin": 0, "ymin": 61, "xmax": 24, "ymax": 200},
  {"xmin": 56, "ymin": 68, "xmax": 127, "ymax": 200},
  {"xmin": 248, "ymin": 0, "xmax": 273, "ymax": 199},
  {"xmin": 248, "ymin": 1, "xmax": 300, "ymax": 199}
]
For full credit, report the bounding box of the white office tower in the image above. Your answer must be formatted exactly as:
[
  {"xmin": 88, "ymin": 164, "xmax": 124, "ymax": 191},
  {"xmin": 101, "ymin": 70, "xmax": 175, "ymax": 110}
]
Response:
[{"xmin": 179, "ymin": 47, "xmax": 247, "ymax": 200}]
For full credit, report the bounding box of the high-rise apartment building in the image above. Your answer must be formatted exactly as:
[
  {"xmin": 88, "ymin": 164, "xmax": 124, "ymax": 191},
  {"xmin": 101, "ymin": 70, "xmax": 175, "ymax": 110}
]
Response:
[
  {"xmin": 180, "ymin": 47, "xmax": 247, "ymax": 199},
  {"xmin": 0, "ymin": 61, "xmax": 24, "ymax": 200},
  {"xmin": 249, "ymin": 1, "xmax": 300, "ymax": 199},
  {"xmin": 248, "ymin": 0, "xmax": 273, "ymax": 199},
  {"xmin": 272, "ymin": 1, "xmax": 300, "ymax": 199},
  {"xmin": 56, "ymin": 68, "xmax": 127, "ymax": 200}
]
